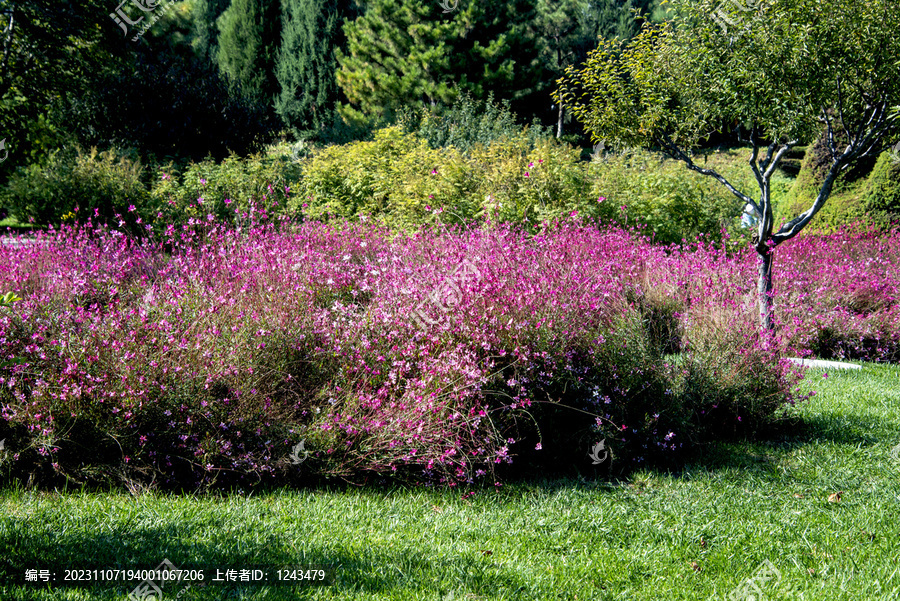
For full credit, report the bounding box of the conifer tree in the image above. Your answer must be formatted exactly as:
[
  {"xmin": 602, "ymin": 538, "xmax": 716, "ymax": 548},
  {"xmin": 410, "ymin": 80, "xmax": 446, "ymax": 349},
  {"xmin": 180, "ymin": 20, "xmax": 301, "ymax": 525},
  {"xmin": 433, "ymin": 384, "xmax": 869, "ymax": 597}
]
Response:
[
  {"xmin": 275, "ymin": 0, "xmax": 354, "ymax": 137},
  {"xmin": 335, "ymin": 0, "xmax": 543, "ymax": 126},
  {"xmin": 216, "ymin": 0, "xmax": 281, "ymax": 102},
  {"xmin": 190, "ymin": 0, "xmax": 231, "ymax": 65}
]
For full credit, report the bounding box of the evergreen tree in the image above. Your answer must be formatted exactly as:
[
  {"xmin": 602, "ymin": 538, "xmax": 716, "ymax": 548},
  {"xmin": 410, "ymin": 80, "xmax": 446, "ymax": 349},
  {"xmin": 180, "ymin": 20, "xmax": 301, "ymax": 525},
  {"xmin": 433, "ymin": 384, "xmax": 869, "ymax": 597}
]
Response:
[
  {"xmin": 216, "ymin": 0, "xmax": 281, "ymax": 103},
  {"xmin": 275, "ymin": 0, "xmax": 355, "ymax": 138},
  {"xmin": 190, "ymin": 0, "xmax": 232, "ymax": 65},
  {"xmin": 335, "ymin": 0, "xmax": 456, "ymax": 125},
  {"xmin": 335, "ymin": 0, "xmax": 543, "ymax": 126}
]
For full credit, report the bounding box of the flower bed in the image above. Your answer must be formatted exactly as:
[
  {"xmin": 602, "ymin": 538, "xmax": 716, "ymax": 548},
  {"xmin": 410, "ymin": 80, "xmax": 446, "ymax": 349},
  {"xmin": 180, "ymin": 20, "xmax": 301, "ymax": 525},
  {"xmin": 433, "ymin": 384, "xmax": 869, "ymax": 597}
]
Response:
[{"xmin": 0, "ymin": 218, "xmax": 896, "ymax": 490}]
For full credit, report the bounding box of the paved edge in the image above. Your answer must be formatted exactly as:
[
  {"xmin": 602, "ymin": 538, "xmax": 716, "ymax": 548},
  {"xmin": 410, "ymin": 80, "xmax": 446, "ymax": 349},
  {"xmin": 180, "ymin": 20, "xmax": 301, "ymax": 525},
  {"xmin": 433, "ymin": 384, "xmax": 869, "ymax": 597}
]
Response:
[{"xmin": 786, "ymin": 357, "xmax": 862, "ymax": 370}]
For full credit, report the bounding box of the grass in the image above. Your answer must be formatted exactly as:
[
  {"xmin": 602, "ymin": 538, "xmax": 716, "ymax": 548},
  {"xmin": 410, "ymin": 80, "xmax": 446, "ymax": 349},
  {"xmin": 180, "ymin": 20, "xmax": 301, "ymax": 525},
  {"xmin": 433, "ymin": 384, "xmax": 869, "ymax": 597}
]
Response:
[{"xmin": 1, "ymin": 362, "xmax": 899, "ymax": 600}]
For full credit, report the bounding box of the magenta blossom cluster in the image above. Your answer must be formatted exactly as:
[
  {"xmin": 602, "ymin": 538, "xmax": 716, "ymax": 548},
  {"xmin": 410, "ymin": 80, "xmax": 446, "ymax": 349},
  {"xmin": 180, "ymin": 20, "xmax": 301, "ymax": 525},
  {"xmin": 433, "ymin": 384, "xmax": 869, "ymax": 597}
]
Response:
[{"xmin": 1, "ymin": 216, "xmax": 891, "ymax": 489}]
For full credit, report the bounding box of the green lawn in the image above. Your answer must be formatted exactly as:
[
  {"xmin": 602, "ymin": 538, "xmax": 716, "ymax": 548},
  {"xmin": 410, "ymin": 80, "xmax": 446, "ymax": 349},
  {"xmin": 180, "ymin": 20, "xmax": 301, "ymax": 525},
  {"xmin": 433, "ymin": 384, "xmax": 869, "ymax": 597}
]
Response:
[{"xmin": 2, "ymin": 363, "xmax": 899, "ymax": 600}]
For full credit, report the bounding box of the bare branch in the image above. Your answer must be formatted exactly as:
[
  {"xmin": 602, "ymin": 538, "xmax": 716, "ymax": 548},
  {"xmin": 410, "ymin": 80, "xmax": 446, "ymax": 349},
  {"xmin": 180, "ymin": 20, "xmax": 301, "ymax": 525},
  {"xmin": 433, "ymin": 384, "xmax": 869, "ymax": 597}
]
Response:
[
  {"xmin": 656, "ymin": 133, "xmax": 759, "ymax": 213},
  {"xmin": 763, "ymin": 142, "xmax": 796, "ymax": 181},
  {"xmin": 823, "ymin": 109, "xmax": 838, "ymax": 158},
  {"xmin": 772, "ymin": 162, "xmax": 843, "ymax": 243},
  {"xmin": 758, "ymin": 143, "xmax": 776, "ymax": 172}
]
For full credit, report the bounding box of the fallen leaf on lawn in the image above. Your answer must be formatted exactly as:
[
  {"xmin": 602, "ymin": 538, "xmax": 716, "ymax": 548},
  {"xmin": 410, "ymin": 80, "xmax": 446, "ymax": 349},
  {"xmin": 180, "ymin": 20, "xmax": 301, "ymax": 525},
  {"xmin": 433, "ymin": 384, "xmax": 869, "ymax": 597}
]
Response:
[
  {"xmin": 793, "ymin": 493, "xmax": 804, "ymax": 498},
  {"xmin": 481, "ymin": 550, "xmax": 492, "ymax": 556},
  {"xmin": 690, "ymin": 562, "xmax": 701, "ymax": 572},
  {"xmin": 827, "ymin": 491, "xmax": 843, "ymax": 503},
  {"xmin": 432, "ymin": 505, "xmax": 443, "ymax": 513}
]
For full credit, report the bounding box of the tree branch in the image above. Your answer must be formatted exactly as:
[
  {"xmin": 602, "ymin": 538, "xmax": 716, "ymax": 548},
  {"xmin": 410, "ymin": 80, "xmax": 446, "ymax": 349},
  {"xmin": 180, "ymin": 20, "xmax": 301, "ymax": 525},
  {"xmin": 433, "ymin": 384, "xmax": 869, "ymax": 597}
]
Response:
[
  {"xmin": 763, "ymin": 142, "xmax": 795, "ymax": 181},
  {"xmin": 655, "ymin": 133, "xmax": 758, "ymax": 213},
  {"xmin": 772, "ymin": 161, "xmax": 842, "ymax": 243}
]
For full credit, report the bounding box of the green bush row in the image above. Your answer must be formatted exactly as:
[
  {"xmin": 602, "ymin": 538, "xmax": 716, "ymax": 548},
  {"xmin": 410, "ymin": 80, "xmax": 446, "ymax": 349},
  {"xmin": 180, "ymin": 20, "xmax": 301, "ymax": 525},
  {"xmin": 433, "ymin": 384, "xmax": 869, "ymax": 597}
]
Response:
[{"xmin": 2, "ymin": 132, "xmax": 811, "ymax": 243}]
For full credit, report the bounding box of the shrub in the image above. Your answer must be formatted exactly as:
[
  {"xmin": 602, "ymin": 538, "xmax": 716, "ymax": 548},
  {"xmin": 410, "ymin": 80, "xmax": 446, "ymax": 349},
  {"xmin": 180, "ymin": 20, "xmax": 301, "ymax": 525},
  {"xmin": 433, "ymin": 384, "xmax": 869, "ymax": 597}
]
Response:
[
  {"xmin": 0, "ymin": 219, "xmax": 820, "ymax": 491},
  {"xmin": 860, "ymin": 151, "xmax": 900, "ymax": 229},
  {"xmin": 150, "ymin": 149, "xmax": 301, "ymax": 230},
  {"xmin": 586, "ymin": 149, "xmax": 746, "ymax": 244},
  {"xmin": 2, "ymin": 147, "xmax": 152, "ymax": 228},
  {"xmin": 397, "ymin": 92, "xmax": 552, "ymax": 153},
  {"xmin": 296, "ymin": 127, "xmax": 604, "ymax": 232},
  {"xmin": 467, "ymin": 136, "xmax": 605, "ymax": 227},
  {"xmin": 295, "ymin": 127, "xmax": 472, "ymax": 229}
]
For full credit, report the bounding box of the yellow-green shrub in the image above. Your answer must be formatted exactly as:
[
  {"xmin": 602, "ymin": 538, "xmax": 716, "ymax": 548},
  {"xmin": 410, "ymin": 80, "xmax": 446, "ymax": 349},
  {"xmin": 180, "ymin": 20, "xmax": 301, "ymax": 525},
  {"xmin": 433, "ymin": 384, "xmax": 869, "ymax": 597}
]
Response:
[
  {"xmin": 295, "ymin": 127, "xmax": 601, "ymax": 231},
  {"xmin": 150, "ymin": 150, "xmax": 301, "ymax": 228},
  {"xmin": 587, "ymin": 149, "xmax": 747, "ymax": 244},
  {"xmin": 860, "ymin": 150, "xmax": 900, "ymax": 229}
]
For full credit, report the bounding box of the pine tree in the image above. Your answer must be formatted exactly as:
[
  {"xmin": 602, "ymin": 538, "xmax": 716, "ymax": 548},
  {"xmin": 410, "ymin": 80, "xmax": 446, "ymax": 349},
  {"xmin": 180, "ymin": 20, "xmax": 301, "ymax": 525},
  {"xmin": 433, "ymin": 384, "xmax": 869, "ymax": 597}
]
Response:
[
  {"xmin": 216, "ymin": 0, "xmax": 281, "ymax": 102},
  {"xmin": 335, "ymin": 0, "xmax": 544, "ymax": 126},
  {"xmin": 334, "ymin": 0, "xmax": 456, "ymax": 125}
]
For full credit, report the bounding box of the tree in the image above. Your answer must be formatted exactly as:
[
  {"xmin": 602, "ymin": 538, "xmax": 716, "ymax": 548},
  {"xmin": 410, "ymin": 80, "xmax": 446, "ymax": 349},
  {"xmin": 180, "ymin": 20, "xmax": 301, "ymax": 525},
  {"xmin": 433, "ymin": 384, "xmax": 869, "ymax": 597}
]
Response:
[
  {"xmin": 59, "ymin": 46, "xmax": 279, "ymax": 162},
  {"xmin": 275, "ymin": 0, "xmax": 355, "ymax": 138},
  {"xmin": 188, "ymin": 0, "xmax": 232, "ymax": 65},
  {"xmin": 335, "ymin": 0, "xmax": 545, "ymax": 126},
  {"xmin": 536, "ymin": 0, "xmax": 660, "ymax": 138},
  {"xmin": 559, "ymin": 0, "xmax": 900, "ymax": 330},
  {"xmin": 0, "ymin": 0, "xmax": 121, "ymax": 175},
  {"xmin": 334, "ymin": 0, "xmax": 456, "ymax": 125},
  {"xmin": 216, "ymin": 0, "xmax": 281, "ymax": 103}
]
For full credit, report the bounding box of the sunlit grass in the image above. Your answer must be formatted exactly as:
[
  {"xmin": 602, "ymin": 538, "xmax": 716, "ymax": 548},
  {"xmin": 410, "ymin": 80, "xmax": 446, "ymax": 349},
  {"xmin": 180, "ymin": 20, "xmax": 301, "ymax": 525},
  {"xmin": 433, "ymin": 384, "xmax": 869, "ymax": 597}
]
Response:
[{"xmin": 2, "ymin": 362, "xmax": 898, "ymax": 600}]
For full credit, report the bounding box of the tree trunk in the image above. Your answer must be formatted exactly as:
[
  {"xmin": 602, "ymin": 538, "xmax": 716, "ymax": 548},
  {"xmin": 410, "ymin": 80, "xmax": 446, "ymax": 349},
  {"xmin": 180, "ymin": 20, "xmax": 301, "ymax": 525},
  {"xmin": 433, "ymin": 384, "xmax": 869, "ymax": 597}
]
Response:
[
  {"xmin": 556, "ymin": 39, "xmax": 563, "ymax": 139},
  {"xmin": 556, "ymin": 101, "xmax": 564, "ymax": 139},
  {"xmin": 757, "ymin": 248, "xmax": 774, "ymax": 331}
]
